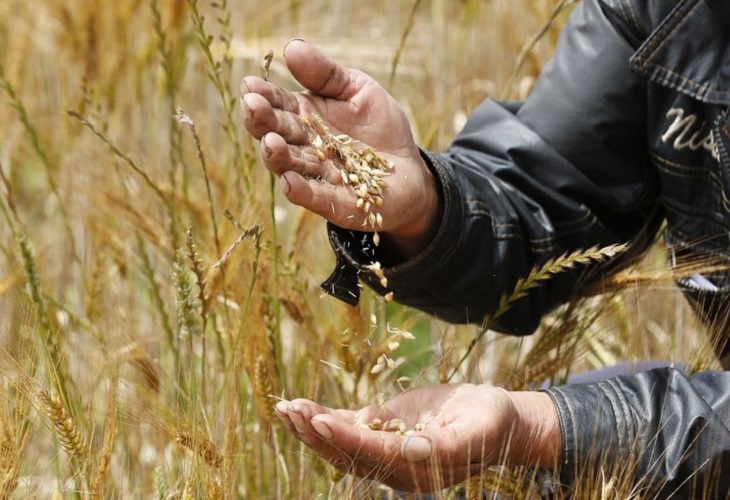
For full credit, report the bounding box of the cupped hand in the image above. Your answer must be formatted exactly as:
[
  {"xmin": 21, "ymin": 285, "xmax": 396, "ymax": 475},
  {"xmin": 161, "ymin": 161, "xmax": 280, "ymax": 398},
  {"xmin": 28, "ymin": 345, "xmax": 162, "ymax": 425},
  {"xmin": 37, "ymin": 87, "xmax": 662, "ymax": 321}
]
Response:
[
  {"xmin": 241, "ymin": 40, "xmax": 441, "ymax": 257},
  {"xmin": 273, "ymin": 384, "xmax": 560, "ymax": 492}
]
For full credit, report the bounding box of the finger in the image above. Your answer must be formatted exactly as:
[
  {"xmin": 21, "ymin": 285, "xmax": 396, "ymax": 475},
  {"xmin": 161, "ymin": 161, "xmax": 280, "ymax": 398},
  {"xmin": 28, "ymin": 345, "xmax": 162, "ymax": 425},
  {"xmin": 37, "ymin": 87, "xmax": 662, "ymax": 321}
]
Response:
[
  {"xmin": 279, "ymin": 171, "xmax": 361, "ymax": 228},
  {"xmin": 285, "ymin": 399, "xmax": 358, "ymax": 449},
  {"xmin": 282, "ymin": 401, "xmax": 476, "ymax": 491},
  {"xmin": 283, "ymin": 39, "xmax": 363, "ymax": 101},
  {"xmin": 261, "ymin": 133, "xmax": 337, "ymax": 181},
  {"xmin": 309, "ymin": 414, "xmax": 474, "ymax": 492},
  {"xmin": 288, "ymin": 398, "xmax": 358, "ymax": 424},
  {"xmin": 241, "ymin": 76, "xmax": 300, "ymax": 114},
  {"xmin": 311, "ymin": 414, "xmax": 404, "ymax": 466},
  {"xmin": 283, "ymin": 400, "xmax": 365, "ymax": 469},
  {"xmin": 241, "ymin": 92, "xmax": 309, "ymax": 144},
  {"xmin": 351, "ymin": 404, "xmax": 398, "ymax": 426},
  {"xmin": 274, "ymin": 401, "xmax": 296, "ymax": 432}
]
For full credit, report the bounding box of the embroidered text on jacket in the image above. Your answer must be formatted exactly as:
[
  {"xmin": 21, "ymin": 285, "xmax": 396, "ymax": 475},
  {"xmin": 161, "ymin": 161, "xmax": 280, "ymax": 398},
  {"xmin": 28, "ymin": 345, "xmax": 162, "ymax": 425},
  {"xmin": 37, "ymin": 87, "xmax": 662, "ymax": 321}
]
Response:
[{"xmin": 661, "ymin": 108, "xmax": 719, "ymax": 161}]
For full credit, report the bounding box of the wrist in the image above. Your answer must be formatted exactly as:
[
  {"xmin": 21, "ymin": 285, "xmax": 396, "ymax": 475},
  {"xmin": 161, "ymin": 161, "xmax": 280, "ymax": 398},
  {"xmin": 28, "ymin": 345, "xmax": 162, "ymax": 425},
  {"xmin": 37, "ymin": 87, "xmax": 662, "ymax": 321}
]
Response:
[
  {"xmin": 381, "ymin": 154, "xmax": 443, "ymax": 259},
  {"xmin": 506, "ymin": 391, "xmax": 562, "ymax": 468}
]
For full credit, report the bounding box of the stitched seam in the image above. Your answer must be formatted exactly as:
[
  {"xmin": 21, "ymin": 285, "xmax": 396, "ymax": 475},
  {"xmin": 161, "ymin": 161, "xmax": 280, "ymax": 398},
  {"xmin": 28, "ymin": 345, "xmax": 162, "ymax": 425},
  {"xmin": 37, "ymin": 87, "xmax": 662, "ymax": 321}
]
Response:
[
  {"xmin": 492, "ymin": 231, "xmax": 524, "ymax": 239},
  {"xmin": 656, "ymin": 165, "xmax": 715, "ymax": 179},
  {"xmin": 636, "ymin": 0, "xmax": 701, "ymax": 65},
  {"xmin": 526, "ymin": 216, "xmax": 600, "ymax": 244},
  {"xmin": 652, "ymin": 154, "xmax": 730, "ymax": 209},
  {"xmin": 622, "ymin": 0, "xmax": 643, "ymax": 37},
  {"xmin": 658, "ymin": 179, "xmax": 729, "ymax": 212},
  {"xmin": 652, "ymin": 153, "xmax": 715, "ymax": 172},
  {"xmin": 649, "ymin": 75, "xmax": 711, "ymax": 102},
  {"xmin": 492, "ymin": 217, "xmax": 604, "ymax": 255},
  {"xmin": 606, "ymin": 379, "xmax": 634, "ymax": 456},
  {"xmin": 597, "ymin": 383, "xmax": 624, "ymax": 456},
  {"xmin": 551, "ymin": 387, "xmax": 577, "ymax": 465},
  {"xmin": 467, "ymin": 200, "xmax": 595, "ymax": 231},
  {"xmin": 492, "ymin": 222, "xmax": 520, "ymax": 229},
  {"xmin": 617, "ymin": 0, "xmax": 643, "ymax": 38},
  {"xmin": 663, "ymin": 204, "xmax": 729, "ymax": 225},
  {"xmin": 491, "ymin": 216, "xmax": 597, "ymax": 238},
  {"xmin": 650, "ymin": 64, "xmax": 730, "ymax": 98},
  {"xmin": 671, "ymin": 227, "xmax": 730, "ymax": 248},
  {"xmin": 552, "ymin": 210, "xmax": 595, "ymax": 230}
]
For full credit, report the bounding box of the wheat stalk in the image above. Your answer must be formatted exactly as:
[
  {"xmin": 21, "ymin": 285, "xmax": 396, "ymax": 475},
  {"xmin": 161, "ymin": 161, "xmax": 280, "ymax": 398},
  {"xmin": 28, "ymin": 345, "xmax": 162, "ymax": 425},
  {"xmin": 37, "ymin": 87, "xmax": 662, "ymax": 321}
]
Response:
[
  {"xmin": 137, "ymin": 236, "xmax": 176, "ymax": 359},
  {"xmin": 151, "ymin": 0, "xmax": 185, "ymax": 250},
  {"xmin": 502, "ymin": 0, "xmax": 579, "ymax": 99},
  {"xmin": 388, "ymin": 0, "xmax": 424, "ymax": 91},
  {"xmin": 13, "ymin": 229, "xmax": 76, "ymax": 410},
  {"xmin": 0, "ymin": 160, "xmax": 20, "ymax": 226},
  {"xmin": 91, "ymin": 375, "xmax": 119, "ymax": 499},
  {"xmin": 449, "ymin": 243, "xmax": 628, "ymax": 381},
  {"xmin": 174, "ymin": 109, "xmax": 222, "ymax": 258},
  {"xmin": 522, "ymin": 299, "xmax": 581, "ymax": 368},
  {"xmin": 67, "ymin": 110, "xmax": 171, "ymax": 208},
  {"xmin": 0, "ymin": 65, "xmax": 76, "ymax": 259},
  {"xmin": 0, "ymin": 390, "xmax": 25, "ymax": 500},
  {"xmin": 185, "ymin": 0, "xmax": 249, "ymax": 195}
]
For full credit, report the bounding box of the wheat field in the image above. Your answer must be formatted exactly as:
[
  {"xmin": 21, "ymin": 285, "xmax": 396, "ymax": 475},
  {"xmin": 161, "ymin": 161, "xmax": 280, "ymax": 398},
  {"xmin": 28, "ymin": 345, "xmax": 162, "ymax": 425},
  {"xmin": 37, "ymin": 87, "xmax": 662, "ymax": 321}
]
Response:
[{"xmin": 0, "ymin": 0, "xmax": 717, "ymax": 498}]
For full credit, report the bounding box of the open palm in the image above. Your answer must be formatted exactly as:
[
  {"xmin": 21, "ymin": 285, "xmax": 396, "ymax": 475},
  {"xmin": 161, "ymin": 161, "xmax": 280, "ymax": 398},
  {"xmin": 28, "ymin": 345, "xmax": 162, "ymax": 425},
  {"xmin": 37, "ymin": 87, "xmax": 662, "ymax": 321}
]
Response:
[
  {"xmin": 273, "ymin": 384, "xmax": 522, "ymax": 492},
  {"xmin": 241, "ymin": 40, "xmax": 441, "ymax": 255}
]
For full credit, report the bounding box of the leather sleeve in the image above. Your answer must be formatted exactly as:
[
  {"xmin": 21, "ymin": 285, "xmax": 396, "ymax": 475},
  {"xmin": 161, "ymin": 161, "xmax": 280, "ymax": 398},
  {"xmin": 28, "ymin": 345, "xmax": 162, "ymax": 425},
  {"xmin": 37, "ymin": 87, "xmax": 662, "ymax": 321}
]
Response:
[
  {"xmin": 327, "ymin": 0, "xmax": 662, "ymax": 333},
  {"xmin": 545, "ymin": 367, "xmax": 730, "ymax": 496}
]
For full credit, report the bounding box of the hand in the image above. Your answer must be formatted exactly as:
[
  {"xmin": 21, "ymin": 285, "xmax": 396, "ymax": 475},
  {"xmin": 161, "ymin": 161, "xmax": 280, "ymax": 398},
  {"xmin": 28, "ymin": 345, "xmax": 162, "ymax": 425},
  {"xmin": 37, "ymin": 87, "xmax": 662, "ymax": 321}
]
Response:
[
  {"xmin": 274, "ymin": 384, "xmax": 561, "ymax": 492},
  {"xmin": 241, "ymin": 40, "xmax": 442, "ymax": 257}
]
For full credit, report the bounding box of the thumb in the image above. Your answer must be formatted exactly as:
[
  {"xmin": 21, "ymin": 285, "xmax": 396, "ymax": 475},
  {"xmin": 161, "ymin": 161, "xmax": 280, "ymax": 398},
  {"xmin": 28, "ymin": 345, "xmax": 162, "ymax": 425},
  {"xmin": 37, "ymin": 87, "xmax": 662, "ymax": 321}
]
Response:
[
  {"xmin": 283, "ymin": 39, "xmax": 360, "ymax": 101},
  {"xmin": 401, "ymin": 435, "xmax": 433, "ymax": 462}
]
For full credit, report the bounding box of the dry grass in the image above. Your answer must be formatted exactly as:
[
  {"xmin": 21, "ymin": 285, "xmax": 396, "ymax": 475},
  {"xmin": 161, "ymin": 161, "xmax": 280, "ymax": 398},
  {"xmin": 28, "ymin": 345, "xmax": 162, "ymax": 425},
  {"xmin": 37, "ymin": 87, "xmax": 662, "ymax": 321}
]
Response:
[{"xmin": 0, "ymin": 0, "xmax": 718, "ymax": 497}]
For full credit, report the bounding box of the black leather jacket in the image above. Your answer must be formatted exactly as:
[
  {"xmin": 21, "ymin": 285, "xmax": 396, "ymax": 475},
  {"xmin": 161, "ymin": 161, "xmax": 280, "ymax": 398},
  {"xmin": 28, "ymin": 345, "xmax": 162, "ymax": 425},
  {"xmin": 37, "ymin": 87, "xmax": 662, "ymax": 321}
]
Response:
[{"xmin": 322, "ymin": 0, "xmax": 730, "ymax": 495}]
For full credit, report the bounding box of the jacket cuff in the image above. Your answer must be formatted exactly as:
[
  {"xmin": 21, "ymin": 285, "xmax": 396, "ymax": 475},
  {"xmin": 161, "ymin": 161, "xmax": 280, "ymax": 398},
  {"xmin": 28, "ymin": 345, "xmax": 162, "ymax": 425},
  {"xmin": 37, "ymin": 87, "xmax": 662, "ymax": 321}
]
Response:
[
  {"xmin": 544, "ymin": 379, "xmax": 637, "ymax": 473},
  {"xmin": 322, "ymin": 148, "xmax": 464, "ymax": 301}
]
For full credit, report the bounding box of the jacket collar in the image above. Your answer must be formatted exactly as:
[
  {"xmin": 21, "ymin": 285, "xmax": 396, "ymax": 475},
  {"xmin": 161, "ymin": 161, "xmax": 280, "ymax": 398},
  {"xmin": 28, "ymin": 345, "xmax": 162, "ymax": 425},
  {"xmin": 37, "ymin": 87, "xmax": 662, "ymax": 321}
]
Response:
[{"xmin": 631, "ymin": 0, "xmax": 730, "ymax": 106}]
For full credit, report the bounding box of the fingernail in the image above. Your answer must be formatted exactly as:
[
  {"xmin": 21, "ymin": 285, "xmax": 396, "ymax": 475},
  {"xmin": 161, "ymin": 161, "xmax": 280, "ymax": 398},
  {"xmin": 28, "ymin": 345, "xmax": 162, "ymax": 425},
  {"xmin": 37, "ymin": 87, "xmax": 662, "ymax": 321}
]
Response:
[
  {"xmin": 240, "ymin": 94, "xmax": 252, "ymax": 118},
  {"xmin": 261, "ymin": 134, "xmax": 272, "ymax": 157},
  {"xmin": 401, "ymin": 436, "xmax": 432, "ymax": 462},
  {"xmin": 280, "ymin": 173, "xmax": 291, "ymax": 195},
  {"xmin": 240, "ymin": 78, "xmax": 251, "ymax": 95},
  {"xmin": 275, "ymin": 401, "xmax": 290, "ymax": 415},
  {"xmin": 311, "ymin": 417, "xmax": 333, "ymax": 440},
  {"xmin": 274, "ymin": 407, "xmax": 295, "ymax": 431},
  {"xmin": 287, "ymin": 402, "xmax": 300, "ymax": 413},
  {"xmin": 283, "ymin": 38, "xmax": 306, "ymax": 56}
]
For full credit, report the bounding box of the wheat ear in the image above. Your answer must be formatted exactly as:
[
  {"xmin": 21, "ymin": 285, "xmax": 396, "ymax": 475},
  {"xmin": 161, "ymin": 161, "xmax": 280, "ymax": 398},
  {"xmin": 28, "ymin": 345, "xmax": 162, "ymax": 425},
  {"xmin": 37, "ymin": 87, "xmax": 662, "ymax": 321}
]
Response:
[
  {"xmin": 176, "ymin": 431, "xmax": 223, "ymax": 468},
  {"xmin": 38, "ymin": 390, "xmax": 86, "ymax": 458},
  {"xmin": 449, "ymin": 243, "xmax": 628, "ymax": 381}
]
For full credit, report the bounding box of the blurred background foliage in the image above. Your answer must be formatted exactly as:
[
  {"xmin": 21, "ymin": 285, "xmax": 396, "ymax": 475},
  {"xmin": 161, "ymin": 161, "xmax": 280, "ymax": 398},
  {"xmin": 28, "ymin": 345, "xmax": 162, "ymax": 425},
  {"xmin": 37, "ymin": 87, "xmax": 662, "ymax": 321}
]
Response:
[{"xmin": 0, "ymin": 0, "xmax": 714, "ymax": 497}]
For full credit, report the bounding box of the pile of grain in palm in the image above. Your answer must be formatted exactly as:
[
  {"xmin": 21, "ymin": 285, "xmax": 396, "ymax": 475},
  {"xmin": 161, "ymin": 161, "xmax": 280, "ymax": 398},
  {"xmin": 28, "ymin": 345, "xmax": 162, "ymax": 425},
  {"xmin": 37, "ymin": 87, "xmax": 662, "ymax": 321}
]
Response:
[{"xmin": 300, "ymin": 113, "xmax": 393, "ymax": 247}]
